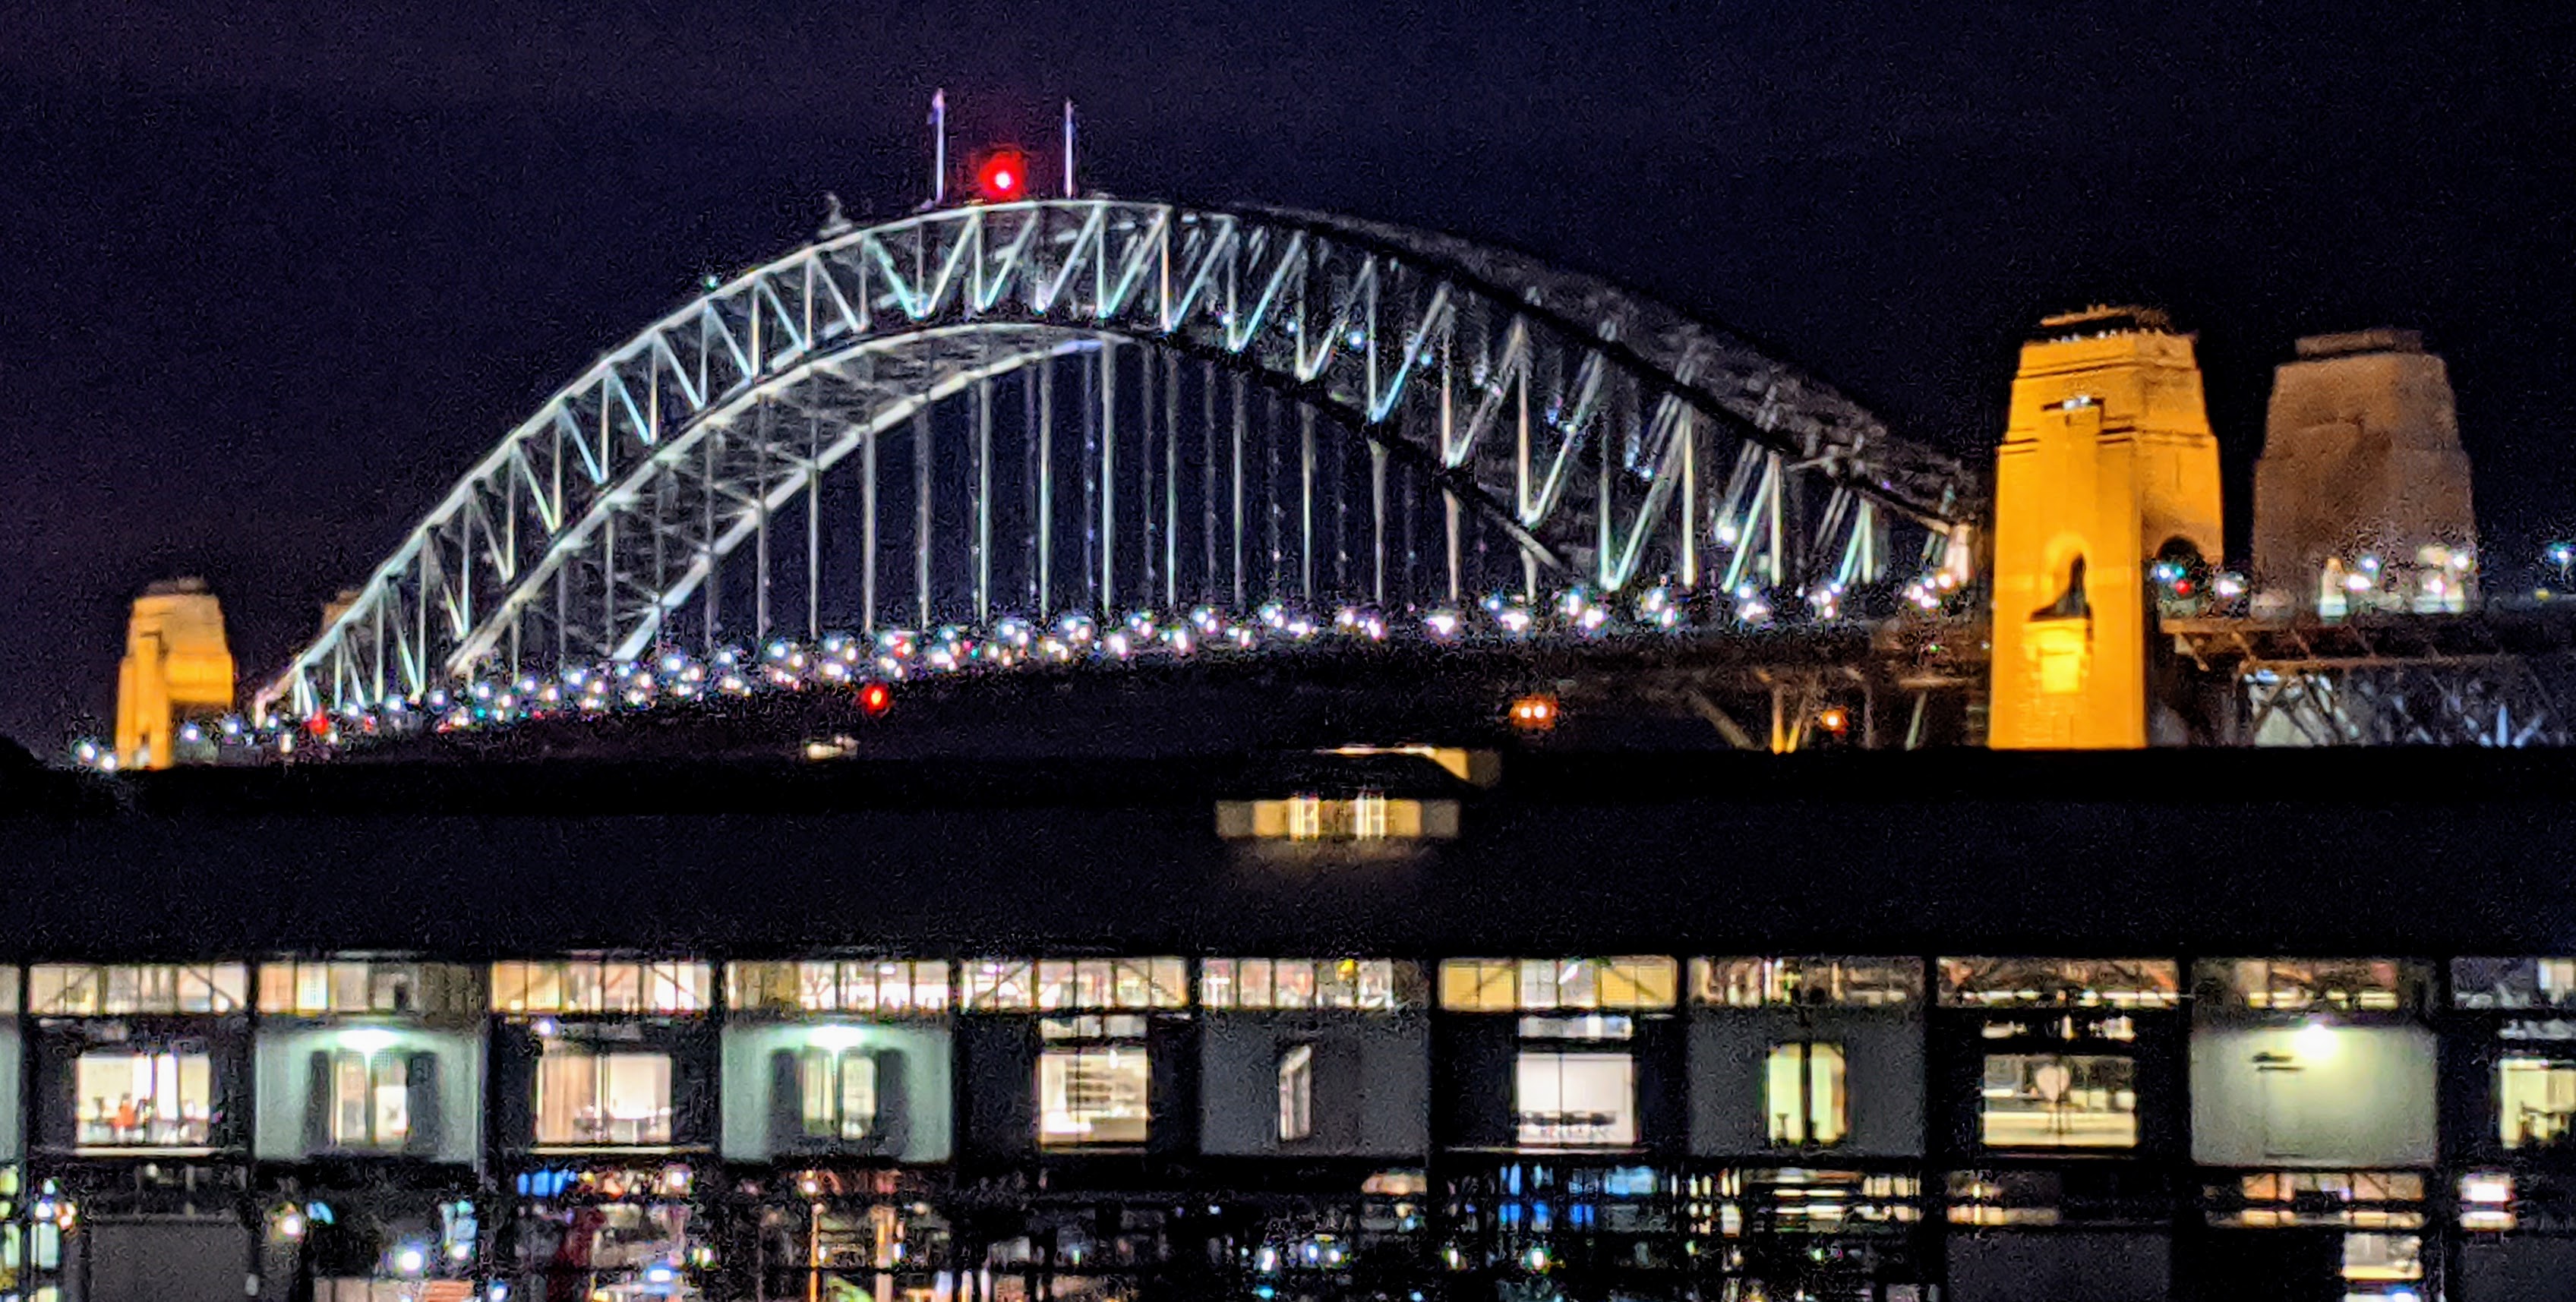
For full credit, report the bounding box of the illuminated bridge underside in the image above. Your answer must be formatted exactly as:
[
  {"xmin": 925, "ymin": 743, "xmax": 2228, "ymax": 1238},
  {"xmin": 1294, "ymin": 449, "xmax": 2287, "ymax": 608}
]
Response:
[{"xmin": 273, "ymin": 199, "xmax": 1977, "ymax": 714}]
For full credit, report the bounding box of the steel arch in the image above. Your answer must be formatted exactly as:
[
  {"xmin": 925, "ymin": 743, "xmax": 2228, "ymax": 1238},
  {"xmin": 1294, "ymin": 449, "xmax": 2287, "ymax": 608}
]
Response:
[{"xmin": 268, "ymin": 198, "xmax": 1978, "ymax": 716}]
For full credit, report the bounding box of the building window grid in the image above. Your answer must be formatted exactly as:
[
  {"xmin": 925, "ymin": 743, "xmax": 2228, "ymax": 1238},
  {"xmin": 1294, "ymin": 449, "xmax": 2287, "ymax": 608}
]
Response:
[
  {"xmin": 2207, "ymin": 958, "xmax": 2413, "ymax": 1011},
  {"xmin": 724, "ymin": 960, "xmax": 950, "ymax": 1016},
  {"xmin": 256, "ymin": 961, "xmax": 470, "ymax": 1017},
  {"xmin": 30, "ymin": 963, "xmax": 249, "ymax": 1016},
  {"xmin": 2453, "ymin": 957, "xmax": 2576, "ymax": 1009},
  {"xmin": 1937, "ymin": 958, "xmax": 2180, "ymax": 1009},
  {"xmin": 961, "ymin": 958, "xmax": 1186, "ymax": 1012},
  {"xmin": 1438, "ymin": 958, "xmax": 1678, "ymax": 1011},
  {"xmin": 1201, "ymin": 959, "xmax": 1411, "ymax": 1010},
  {"xmin": 1691, "ymin": 957, "xmax": 1922, "ymax": 1008},
  {"xmin": 490, "ymin": 960, "xmax": 712, "ymax": 1015}
]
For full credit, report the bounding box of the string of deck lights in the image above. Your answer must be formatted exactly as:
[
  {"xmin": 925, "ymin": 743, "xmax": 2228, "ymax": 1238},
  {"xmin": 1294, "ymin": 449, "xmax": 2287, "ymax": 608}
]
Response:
[{"xmin": 68, "ymin": 575, "xmax": 1980, "ymax": 770}]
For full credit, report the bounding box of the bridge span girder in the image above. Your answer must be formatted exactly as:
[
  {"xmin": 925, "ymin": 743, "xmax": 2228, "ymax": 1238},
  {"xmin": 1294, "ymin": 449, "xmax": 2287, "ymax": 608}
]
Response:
[{"xmin": 269, "ymin": 199, "xmax": 1976, "ymax": 717}]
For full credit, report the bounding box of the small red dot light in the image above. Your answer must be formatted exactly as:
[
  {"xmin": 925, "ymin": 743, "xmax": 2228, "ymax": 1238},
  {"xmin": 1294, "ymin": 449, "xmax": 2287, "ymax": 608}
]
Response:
[
  {"xmin": 975, "ymin": 149, "xmax": 1028, "ymax": 202},
  {"xmin": 858, "ymin": 682, "xmax": 892, "ymax": 717}
]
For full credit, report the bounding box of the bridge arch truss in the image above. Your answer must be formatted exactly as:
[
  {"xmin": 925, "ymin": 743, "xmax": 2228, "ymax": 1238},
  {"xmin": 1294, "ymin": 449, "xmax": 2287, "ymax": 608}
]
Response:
[{"xmin": 272, "ymin": 199, "xmax": 1978, "ymax": 715}]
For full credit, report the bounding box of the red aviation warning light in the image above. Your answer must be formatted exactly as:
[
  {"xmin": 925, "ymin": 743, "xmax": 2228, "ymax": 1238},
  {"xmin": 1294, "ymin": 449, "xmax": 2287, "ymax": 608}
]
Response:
[
  {"xmin": 974, "ymin": 148, "xmax": 1029, "ymax": 202},
  {"xmin": 857, "ymin": 681, "xmax": 893, "ymax": 717}
]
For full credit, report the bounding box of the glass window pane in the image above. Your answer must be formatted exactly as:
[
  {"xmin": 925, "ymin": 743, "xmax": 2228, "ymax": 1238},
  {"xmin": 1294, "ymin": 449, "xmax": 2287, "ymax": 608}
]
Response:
[
  {"xmin": 1077, "ymin": 960, "xmax": 1115, "ymax": 1009},
  {"xmin": 1241, "ymin": 960, "xmax": 1274, "ymax": 1009},
  {"xmin": 839, "ymin": 1055, "xmax": 877, "ymax": 1141},
  {"xmin": 798, "ymin": 962, "xmax": 839, "ymax": 1013},
  {"xmin": 1980, "ymin": 1055, "xmax": 2138, "ymax": 1149},
  {"xmin": 1151, "ymin": 958, "xmax": 1189, "ymax": 1008},
  {"xmin": 1278, "ymin": 1045, "xmax": 1315, "ymax": 1142},
  {"xmin": 1201, "ymin": 960, "xmax": 1236, "ymax": 1009},
  {"xmin": 1275, "ymin": 961, "xmax": 1316, "ymax": 1010},
  {"xmin": 1514, "ymin": 1051, "xmax": 1634, "ymax": 1148},
  {"xmin": 1038, "ymin": 1048, "xmax": 1151, "ymax": 1146},
  {"xmin": 2501, "ymin": 1057, "xmax": 2576, "ymax": 1149},
  {"xmin": 1765, "ymin": 1045, "xmax": 1808, "ymax": 1146}
]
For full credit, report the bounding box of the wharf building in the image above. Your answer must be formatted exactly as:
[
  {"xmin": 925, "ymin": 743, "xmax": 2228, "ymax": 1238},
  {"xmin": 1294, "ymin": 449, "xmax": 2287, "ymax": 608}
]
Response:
[{"xmin": 5, "ymin": 747, "xmax": 2576, "ymax": 1302}]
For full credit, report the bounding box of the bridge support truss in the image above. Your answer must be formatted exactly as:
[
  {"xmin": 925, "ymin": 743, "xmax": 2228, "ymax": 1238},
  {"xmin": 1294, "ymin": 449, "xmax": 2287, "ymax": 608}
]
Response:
[{"xmin": 267, "ymin": 200, "xmax": 1975, "ymax": 718}]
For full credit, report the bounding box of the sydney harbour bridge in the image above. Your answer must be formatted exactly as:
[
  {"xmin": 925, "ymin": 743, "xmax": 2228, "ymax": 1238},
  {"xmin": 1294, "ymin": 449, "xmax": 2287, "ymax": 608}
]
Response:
[{"xmin": 253, "ymin": 194, "xmax": 1986, "ymax": 742}]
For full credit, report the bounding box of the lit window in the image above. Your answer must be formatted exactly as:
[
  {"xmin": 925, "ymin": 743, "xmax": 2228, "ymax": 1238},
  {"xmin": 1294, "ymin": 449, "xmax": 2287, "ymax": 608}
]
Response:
[
  {"xmin": 1692, "ymin": 957, "xmax": 1921, "ymax": 1008},
  {"xmin": 328, "ymin": 1052, "xmax": 410, "ymax": 1149},
  {"xmin": 257, "ymin": 961, "xmax": 466, "ymax": 1015},
  {"xmin": 2342, "ymin": 1232, "xmax": 2424, "ymax": 1283},
  {"xmin": 1038, "ymin": 1048, "xmax": 1151, "ymax": 1146},
  {"xmin": 1937, "ymin": 958, "xmax": 2180, "ymax": 1008},
  {"xmin": 1226, "ymin": 796, "xmax": 1452, "ymax": 840},
  {"xmin": 1438, "ymin": 958, "xmax": 1676, "ymax": 1011},
  {"xmin": 1764, "ymin": 1043, "xmax": 1848, "ymax": 1146},
  {"xmin": 74, "ymin": 1051, "xmax": 215, "ymax": 1149},
  {"xmin": 2500, "ymin": 1057, "xmax": 2576, "ymax": 1149},
  {"xmin": 491, "ymin": 960, "xmax": 710, "ymax": 1014},
  {"xmin": 33, "ymin": 964, "xmax": 248, "ymax": 1016},
  {"xmin": 2207, "ymin": 958, "xmax": 2413, "ymax": 1011},
  {"xmin": 1287, "ymin": 796, "xmax": 1324, "ymax": 840},
  {"xmin": 724, "ymin": 960, "xmax": 949, "ymax": 1015},
  {"xmin": 1514, "ymin": 1051, "xmax": 1635, "ymax": 1148},
  {"xmin": 2454, "ymin": 957, "xmax": 2576, "ymax": 1010},
  {"xmin": 1981, "ymin": 1054, "xmax": 2136, "ymax": 1149},
  {"xmin": 1353, "ymin": 792, "xmax": 1389, "ymax": 839},
  {"xmin": 964, "ymin": 958, "xmax": 1184, "ymax": 1011},
  {"xmin": 799, "ymin": 1050, "xmax": 877, "ymax": 1143},
  {"xmin": 533, "ymin": 1048, "xmax": 672, "ymax": 1146},
  {"xmin": 1278, "ymin": 1045, "xmax": 1315, "ymax": 1143}
]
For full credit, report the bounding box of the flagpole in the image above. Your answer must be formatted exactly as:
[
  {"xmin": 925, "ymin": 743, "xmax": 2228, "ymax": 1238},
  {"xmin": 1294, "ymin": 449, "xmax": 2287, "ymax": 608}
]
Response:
[
  {"xmin": 1062, "ymin": 99, "xmax": 1077, "ymax": 198},
  {"xmin": 930, "ymin": 88, "xmax": 948, "ymax": 206}
]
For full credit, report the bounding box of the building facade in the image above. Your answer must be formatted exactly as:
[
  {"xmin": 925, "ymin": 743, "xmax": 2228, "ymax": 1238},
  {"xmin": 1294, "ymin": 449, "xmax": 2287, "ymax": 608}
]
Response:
[{"xmin": 0, "ymin": 952, "xmax": 2571, "ymax": 1302}]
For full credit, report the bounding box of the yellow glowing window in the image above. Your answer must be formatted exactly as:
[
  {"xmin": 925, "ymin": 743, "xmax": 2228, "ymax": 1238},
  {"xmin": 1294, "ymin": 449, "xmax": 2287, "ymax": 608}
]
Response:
[
  {"xmin": 30, "ymin": 964, "xmax": 249, "ymax": 1016},
  {"xmin": 1438, "ymin": 958, "xmax": 1676, "ymax": 1011},
  {"xmin": 488, "ymin": 960, "xmax": 711, "ymax": 1014},
  {"xmin": 1693, "ymin": 957, "xmax": 1923, "ymax": 1008},
  {"xmin": 1981, "ymin": 1053, "xmax": 2137, "ymax": 1149},
  {"xmin": 1766, "ymin": 1042, "xmax": 1848, "ymax": 1146},
  {"xmin": 1201, "ymin": 960, "xmax": 1412, "ymax": 1010},
  {"xmin": 2500, "ymin": 1057, "xmax": 2576, "ymax": 1149},
  {"xmin": 962, "ymin": 958, "xmax": 1185, "ymax": 1012},
  {"xmin": 723, "ymin": 960, "xmax": 950, "ymax": 1015}
]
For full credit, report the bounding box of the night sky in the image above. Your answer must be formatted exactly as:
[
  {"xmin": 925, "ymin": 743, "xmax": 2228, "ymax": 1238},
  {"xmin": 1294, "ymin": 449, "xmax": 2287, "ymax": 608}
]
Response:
[{"xmin": 2, "ymin": 3, "xmax": 2568, "ymax": 751}]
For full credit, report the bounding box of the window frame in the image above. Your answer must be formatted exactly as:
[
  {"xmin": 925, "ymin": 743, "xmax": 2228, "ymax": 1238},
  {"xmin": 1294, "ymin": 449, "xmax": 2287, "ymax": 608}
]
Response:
[
  {"xmin": 1764, "ymin": 1041, "xmax": 1849, "ymax": 1148},
  {"xmin": 1511, "ymin": 1048, "xmax": 1638, "ymax": 1149},
  {"xmin": 327, "ymin": 1050, "xmax": 412, "ymax": 1151},
  {"xmin": 1978, "ymin": 1051, "xmax": 2140, "ymax": 1150},
  {"xmin": 72, "ymin": 1048, "xmax": 219, "ymax": 1151},
  {"xmin": 1277, "ymin": 1044, "xmax": 1315, "ymax": 1143},
  {"xmin": 531, "ymin": 1045, "xmax": 677, "ymax": 1147},
  {"xmin": 1036, "ymin": 1043, "xmax": 1153, "ymax": 1149}
]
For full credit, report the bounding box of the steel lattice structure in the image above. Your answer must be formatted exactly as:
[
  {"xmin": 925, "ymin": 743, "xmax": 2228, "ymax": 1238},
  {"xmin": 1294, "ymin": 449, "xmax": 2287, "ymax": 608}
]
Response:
[{"xmin": 267, "ymin": 199, "xmax": 1979, "ymax": 716}]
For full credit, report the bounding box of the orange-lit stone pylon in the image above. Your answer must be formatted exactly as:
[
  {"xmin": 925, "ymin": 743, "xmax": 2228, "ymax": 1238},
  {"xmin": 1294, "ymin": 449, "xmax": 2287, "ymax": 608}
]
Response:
[
  {"xmin": 114, "ymin": 578, "xmax": 236, "ymax": 769},
  {"xmin": 1989, "ymin": 307, "xmax": 2223, "ymax": 749}
]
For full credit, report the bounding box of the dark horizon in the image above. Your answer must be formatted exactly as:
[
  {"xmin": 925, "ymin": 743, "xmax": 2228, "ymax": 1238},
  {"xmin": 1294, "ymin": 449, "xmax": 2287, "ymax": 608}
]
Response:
[{"xmin": 5, "ymin": 2, "xmax": 2569, "ymax": 749}]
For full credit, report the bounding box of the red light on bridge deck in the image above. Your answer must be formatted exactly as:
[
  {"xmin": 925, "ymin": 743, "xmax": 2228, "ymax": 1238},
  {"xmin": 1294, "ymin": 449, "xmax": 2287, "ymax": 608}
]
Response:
[
  {"xmin": 974, "ymin": 149, "xmax": 1028, "ymax": 202},
  {"xmin": 857, "ymin": 681, "xmax": 893, "ymax": 717},
  {"xmin": 1507, "ymin": 694, "xmax": 1558, "ymax": 733}
]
